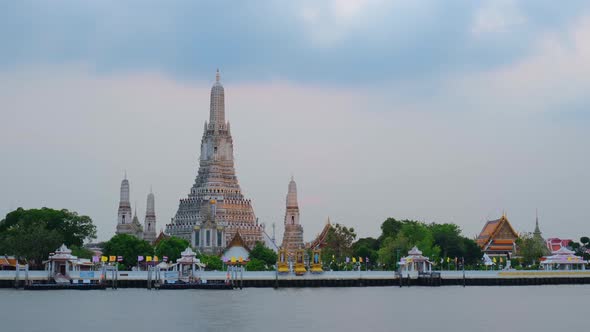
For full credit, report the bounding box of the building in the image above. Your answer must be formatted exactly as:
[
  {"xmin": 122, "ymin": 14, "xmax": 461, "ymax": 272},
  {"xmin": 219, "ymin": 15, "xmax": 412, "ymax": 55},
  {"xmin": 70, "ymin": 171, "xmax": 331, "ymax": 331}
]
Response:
[
  {"xmin": 115, "ymin": 175, "xmax": 143, "ymax": 239},
  {"xmin": 540, "ymin": 247, "xmax": 587, "ymax": 270},
  {"xmin": 476, "ymin": 214, "xmax": 518, "ymax": 257},
  {"xmin": 115, "ymin": 175, "xmax": 158, "ymax": 244},
  {"xmin": 532, "ymin": 212, "xmax": 550, "ymax": 256},
  {"xmin": 221, "ymin": 232, "xmax": 251, "ymax": 263},
  {"xmin": 399, "ymin": 246, "xmax": 433, "ymax": 273},
  {"xmin": 143, "ymin": 189, "xmax": 157, "ymax": 244},
  {"xmin": 191, "ymin": 199, "xmax": 227, "ymax": 255},
  {"xmin": 166, "ymin": 70, "xmax": 263, "ymax": 247},
  {"xmin": 309, "ymin": 217, "xmax": 332, "ymax": 250},
  {"xmin": 546, "ymin": 238, "xmax": 574, "ymax": 252},
  {"xmin": 281, "ymin": 177, "xmax": 304, "ymax": 256}
]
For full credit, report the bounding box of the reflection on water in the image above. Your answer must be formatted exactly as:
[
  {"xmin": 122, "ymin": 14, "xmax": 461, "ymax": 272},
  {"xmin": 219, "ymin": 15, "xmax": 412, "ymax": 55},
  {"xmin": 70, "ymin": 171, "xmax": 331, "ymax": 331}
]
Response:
[{"xmin": 0, "ymin": 286, "xmax": 589, "ymax": 332}]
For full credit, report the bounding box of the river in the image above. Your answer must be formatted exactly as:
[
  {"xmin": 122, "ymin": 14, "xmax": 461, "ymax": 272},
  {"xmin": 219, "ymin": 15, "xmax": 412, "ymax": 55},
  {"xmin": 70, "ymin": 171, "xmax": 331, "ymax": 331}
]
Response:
[{"xmin": 0, "ymin": 286, "xmax": 588, "ymax": 332}]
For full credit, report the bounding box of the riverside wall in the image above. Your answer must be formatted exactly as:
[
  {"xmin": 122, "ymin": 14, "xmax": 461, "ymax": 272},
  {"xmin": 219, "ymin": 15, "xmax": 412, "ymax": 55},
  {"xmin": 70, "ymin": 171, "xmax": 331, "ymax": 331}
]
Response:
[{"xmin": 2, "ymin": 270, "xmax": 590, "ymax": 289}]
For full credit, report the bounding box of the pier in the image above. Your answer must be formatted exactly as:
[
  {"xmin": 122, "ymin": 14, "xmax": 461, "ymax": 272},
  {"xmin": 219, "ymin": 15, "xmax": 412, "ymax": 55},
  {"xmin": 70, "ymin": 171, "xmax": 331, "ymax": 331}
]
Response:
[{"xmin": 3, "ymin": 270, "xmax": 590, "ymax": 289}]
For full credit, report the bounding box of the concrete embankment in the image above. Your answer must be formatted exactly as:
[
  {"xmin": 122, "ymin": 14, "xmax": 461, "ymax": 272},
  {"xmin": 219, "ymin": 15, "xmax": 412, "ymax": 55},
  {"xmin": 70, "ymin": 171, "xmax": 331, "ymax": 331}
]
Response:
[{"xmin": 2, "ymin": 270, "xmax": 590, "ymax": 289}]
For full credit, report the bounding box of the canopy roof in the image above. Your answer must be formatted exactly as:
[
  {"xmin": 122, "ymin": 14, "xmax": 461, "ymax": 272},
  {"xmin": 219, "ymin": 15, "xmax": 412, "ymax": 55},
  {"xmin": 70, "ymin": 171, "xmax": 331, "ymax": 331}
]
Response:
[
  {"xmin": 49, "ymin": 244, "xmax": 77, "ymax": 261},
  {"xmin": 399, "ymin": 246, "xmax": 431, "ymax": 264},
  {"xmin": 541, "ymin": 248, "xmax": 587, "ymax": 265}
]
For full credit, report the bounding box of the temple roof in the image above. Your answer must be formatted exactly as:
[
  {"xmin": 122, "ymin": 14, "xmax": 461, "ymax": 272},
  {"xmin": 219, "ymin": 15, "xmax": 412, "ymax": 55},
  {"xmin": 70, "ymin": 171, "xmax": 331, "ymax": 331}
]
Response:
[
  {"xmin": 309, "ymin": 218, "xmax": 331, "ymax": 249},
  {"xmin": 0, "ymin": 256, "xmax": 19, "ymax": 267},
  {"xmin": 476, "ymin": 215, "xmax": 518, "ymax": 249},
  {"xmin": 226, "ymin": 232, "xmax": 250, "ymax": 252}
]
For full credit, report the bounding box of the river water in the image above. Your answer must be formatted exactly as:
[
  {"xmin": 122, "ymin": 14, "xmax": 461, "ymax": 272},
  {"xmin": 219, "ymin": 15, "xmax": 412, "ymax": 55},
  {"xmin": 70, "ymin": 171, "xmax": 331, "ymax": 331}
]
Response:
[{"xmin": 0, "ymin": 286, "xmax": 588, "ymax": 332}]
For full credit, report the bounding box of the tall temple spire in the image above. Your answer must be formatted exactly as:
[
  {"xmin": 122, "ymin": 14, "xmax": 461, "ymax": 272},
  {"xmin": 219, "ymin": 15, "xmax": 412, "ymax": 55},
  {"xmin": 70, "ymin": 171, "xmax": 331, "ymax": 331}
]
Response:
[
  {"xmin": 286, "ymin": 176, "xmax": 298, "ymax": 208},
  {"xmin": 119, "ymin": 176, "xmax": 130, "ymax": 204},
  {"xmin": 209, "ymin": 69, "xmax": 225, "ymax": 127},
  {"xmin": 534, "ymin": 209, "xmax": 541, "ymax": 237},
  {"xmin": 116, "ymin": 175, "xmax": 133, "ymax": 234},
  {"xmin": 281, "ymin": 177, "xmax": 303, "ymax": 254},
  {"xmin": 144, "ymin": 190, "xmax": 157, "ymax": 243},
  {"xmin": 167, "ymin": 70, "xmax": 263, "ymax": 248}
]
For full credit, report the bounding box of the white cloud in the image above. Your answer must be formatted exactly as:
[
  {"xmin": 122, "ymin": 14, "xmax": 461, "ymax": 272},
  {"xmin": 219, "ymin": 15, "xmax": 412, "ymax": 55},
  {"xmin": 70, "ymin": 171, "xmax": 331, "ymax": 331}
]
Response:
[{"xmin": 472, "ymin": 0, "xmax": 526, "ymax": 36}]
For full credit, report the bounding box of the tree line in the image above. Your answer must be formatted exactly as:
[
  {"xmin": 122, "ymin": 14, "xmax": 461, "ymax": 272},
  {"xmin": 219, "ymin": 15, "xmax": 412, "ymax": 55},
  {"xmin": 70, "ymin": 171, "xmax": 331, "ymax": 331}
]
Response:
[{"xmin": 321, "ymin": 218, "xmax": 482, "ymax": 270}]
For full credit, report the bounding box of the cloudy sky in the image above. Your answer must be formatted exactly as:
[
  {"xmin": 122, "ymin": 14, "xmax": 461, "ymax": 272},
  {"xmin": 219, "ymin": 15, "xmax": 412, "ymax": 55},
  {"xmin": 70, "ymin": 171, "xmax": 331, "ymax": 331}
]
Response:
[{"xmin": 1, "ymin": 0, "xmax": 589, "ymax": 242}]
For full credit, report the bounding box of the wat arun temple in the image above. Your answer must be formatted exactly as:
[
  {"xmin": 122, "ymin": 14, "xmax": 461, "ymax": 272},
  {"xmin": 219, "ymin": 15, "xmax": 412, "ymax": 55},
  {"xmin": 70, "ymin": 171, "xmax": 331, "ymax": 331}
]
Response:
[{"xmin": 165, "ymin": 70, "xmax": 264, "ymax": 248}]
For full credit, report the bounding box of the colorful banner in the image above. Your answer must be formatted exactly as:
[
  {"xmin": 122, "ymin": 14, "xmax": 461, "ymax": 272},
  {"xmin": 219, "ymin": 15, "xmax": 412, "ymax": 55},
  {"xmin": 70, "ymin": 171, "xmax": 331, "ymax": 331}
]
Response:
[
  {"xmin": 117, "ymin": 256, "xmax": 123, "ymax": 262},
  {"xmin": 359, "ymin": 257, "xmax": 363, "ymax": 263},
  {"xmin": 154, "ymin": 256, "xmax": 159, "ymax": 262},
  {"xmin": 101, "ymin": 256, "xmax": 108, "ymax": 262},
  {"xmin": 146, "ymin": 256, "xmax": 152, "ymax": 262},
  {"xmin": 163, "ymin": 256, "xmax": 169, "ymax": 262},
  {"xmin": 92, "ymin": 256, "xmax": 99, "ymax": 263},
  {"xmin": 138, "ymin": 256, "xmax": 144, "ymax": 262},
  {"xmin": 109, "ymin": 256, "xmax": 116, "ymax": 262}
]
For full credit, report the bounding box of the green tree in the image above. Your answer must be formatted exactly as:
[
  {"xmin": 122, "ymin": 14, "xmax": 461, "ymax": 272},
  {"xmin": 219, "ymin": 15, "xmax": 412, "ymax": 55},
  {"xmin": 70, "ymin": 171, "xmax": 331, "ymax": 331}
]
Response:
[
  {"xmin": 378, "ymin": 234, "xmax": 410, "ymax": 269},
  {"xmin": 249, "ymin": 242, "xmax": 277, "ymax": 269},
  {"xmin": 155, "ymin": 237, "xmax": 190, "ymax": 263},
  {"xmin": 378, "ymin": 218, "xmax": 404, "ymax": 243},
  {"xmin": 321, "ymin": 223, "xmax": 357, "ymax": 263},
  {"xmin": 70, "ymin": 245, "xmax": 95, "ymax": 259},
  {"xmin": 198, "ymin": 254, "xmax": 223, "ymax": 271},
  {"xmin": 102, "ymin": 234, "xmax": 153, "ymax": 269},
  {"xmin": 0, "ymin": 220, "xmax": 63, "ymax": 268},
  {"xmin": 246, "ymin": 258, "xmax": 267, "ymax": 271},
  {"xmin": 517, "ymin": 232, "xmax": 549, "ymax": 265},
  {"xmin": 353, "ymin": 237, "xmax": 379, "ymax": 267},
  {"xmin": 0, "ymin": 207, "xmax": 97, "ymax": 247}
]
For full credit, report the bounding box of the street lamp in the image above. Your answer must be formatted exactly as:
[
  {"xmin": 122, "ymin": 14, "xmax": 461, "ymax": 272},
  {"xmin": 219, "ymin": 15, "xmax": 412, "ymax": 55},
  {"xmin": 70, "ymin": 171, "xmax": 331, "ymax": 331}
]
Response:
[{"xmin": 395, "ymin": 249, "xmax": 401, "ymax": 271}]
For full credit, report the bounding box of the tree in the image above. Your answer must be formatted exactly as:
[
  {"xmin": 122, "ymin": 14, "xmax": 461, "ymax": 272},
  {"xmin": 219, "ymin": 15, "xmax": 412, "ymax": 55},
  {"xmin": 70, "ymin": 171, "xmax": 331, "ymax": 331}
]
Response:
[
  {"xmin": 70, "ymin": 245, "xmax": 94, "ymax": 259},
  {"xmin": 198, "ymin": 254, "xmax": 222, "ymax": 271},
  {"xmin": 321, "ymin": 223, "xmax": 357, "ymax": 263},
  {"xmin": 0, "ymin": 220, "xmax": 63, "ymax": 268},
  {"xmin": 102, "ymin": 234, "xmax": 153, "ymax": 269},
  {"xmin": 353, "ymin": 237, "xmax": 379, "ymax": 267},
  {"xmin": 378, "ymin": 218, "xmax": 404, "ymax": 243},
  {"xmin": 249, "ymin": 242, "xmax": 277, "ymax": 269},
  {"xmin": 378, "ymin": 234, "xmax": 409, "ymax": 269},
  {"xmin": 517, "ymin": 232, "xmax": 549, "ymax": 265},
  {"xmin": 0, "ymin": 207, "xmax": 97, "ymax": 247},
  {"xmin": 246, "ymin": 258, "xmax": 267, "ymax": 271},
  {"xmin": 155, "ymin": 237, "xmax": 190, "ymax": 263}
]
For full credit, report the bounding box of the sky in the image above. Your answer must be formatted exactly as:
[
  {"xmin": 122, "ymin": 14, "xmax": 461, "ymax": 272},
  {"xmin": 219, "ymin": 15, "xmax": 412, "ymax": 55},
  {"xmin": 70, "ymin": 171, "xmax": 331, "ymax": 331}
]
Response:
[{"xmin": 1, "ymin": 0, "xmax": 589, "ymax": 243}]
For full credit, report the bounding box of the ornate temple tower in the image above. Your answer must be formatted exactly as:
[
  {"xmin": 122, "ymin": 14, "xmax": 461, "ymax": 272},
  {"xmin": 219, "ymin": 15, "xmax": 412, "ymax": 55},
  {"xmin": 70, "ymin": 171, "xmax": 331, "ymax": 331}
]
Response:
[
  {"xmin": 116, "ymin": 176, "xmax": 132, "ymax": 228},
  {"xmin": 116, "ymin": 174, "xmax": 143, "ymax": 238},
  {"xmin": 166, "ymin": 70, "xmax": 263, "ymax": 247},
  {"xmin": 281, "ymin": 177, "xmax": 304, "ymax": 255},
  {"xmin": 143, "ymin": 189, "xmax": 157, "ymax": 244}
]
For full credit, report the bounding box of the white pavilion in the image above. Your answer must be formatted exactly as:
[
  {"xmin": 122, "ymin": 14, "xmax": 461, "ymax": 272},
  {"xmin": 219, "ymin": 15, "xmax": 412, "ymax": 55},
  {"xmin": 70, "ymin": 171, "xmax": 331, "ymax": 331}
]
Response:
[
  {"xmin": 399, "ymin": 246, "xmax": 433, "ymax": 273},
  {"xmin": 540, "ymin": 247, "xmax": 587, "ymax": 271}
]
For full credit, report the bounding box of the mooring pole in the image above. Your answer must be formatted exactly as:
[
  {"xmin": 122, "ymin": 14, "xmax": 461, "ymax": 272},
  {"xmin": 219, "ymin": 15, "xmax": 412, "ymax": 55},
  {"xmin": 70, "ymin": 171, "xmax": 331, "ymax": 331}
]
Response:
[
  {"xmin": 15, "ymin": 263, "xmax": 19, "ymax": 289},
  {"xmin": 462, "ymin": 257, "xmax": 466, "ymax": 288}
]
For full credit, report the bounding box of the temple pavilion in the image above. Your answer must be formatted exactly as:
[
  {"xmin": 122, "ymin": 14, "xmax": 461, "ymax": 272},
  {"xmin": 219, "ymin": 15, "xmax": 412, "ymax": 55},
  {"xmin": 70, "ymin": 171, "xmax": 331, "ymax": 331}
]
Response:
[
  {"xmin": 540, "ymin": 247, "xmax": 588, "ymax": 271},
  {"xmin": 476, "ymin": 214, "xmax": 518, "ymax": 258},
  {"xmin": 221, "ymin": 232, "xmax": 250, "ymax": 263},
  {"xmin": 399, "ymin": 247, "xmax": 433, "ymax": 273}
]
